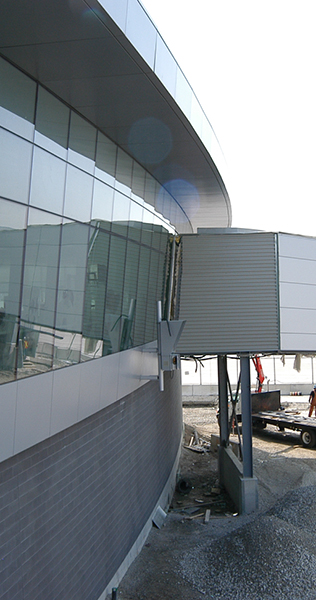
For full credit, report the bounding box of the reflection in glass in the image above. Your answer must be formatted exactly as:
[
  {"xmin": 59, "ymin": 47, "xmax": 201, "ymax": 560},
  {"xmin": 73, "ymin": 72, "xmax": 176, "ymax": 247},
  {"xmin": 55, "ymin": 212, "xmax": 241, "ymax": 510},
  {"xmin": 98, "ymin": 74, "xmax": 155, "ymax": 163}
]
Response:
[
  {"xmin": 91, "ymin": 179, "xmax": 114, "ymax": 229},
  {"xmin": 115, "ymin": 148, "xmax": 133, "ymax": 194},
  {"xmin": 145, "ymin": 250, "xmax": 160, "ymax": 342},
  {"xmin": 151, "ymin": 222, "xmax": 163, "ymax": 252},
  {"xmin": 104, "ymin": 236, "xmax": 126, "ymax": 354},
  {"xmin": 144, "ymin": 172, "xmax": 158, "ymax": 207},
  {"xmin": 0, "ymin": 129, "xmax": 33, "ymax": 204},
  {"xmin": 111, "ymin": 190, "xmax": 130, "ymax": 236},
  {"xmin": 128, "ymin": 200, "xmax": 143, "ymax": 242},
  {"xmin": 95, "ymin": 132, "xmax": 117, "ymax": 184},
  {"xmin": 69, "ymin": 111, "xmax": 96, "ymax": 161},
  {"xmin": 121, "ymin": 241, "xmax": 140, "ymax": 350},
  {"xmin": 64, "ymin": 165, "xmax": 94, "ymax": 223},
  {"xmin": 54, "ymin": 221, "xmax": 89, "ymax": 367},
  {"xmin": 82, "ymin": 226, "xmax": 110, "ymax": 360},
  {"xmin": 30, "ymin": 146, "xmax": 66, "ymax": 214},
  {"xmin": 17, "ymin": 210, "xmax": 62, "ymax": 378},
  {"xmin": 131, "ymin": 162, "xmax": 145, "ymax": 200},
  {"xmin": 36, "ymin": 86, "xmax": 70, "ymax": 148},
  {"xmin": 0, "ymin": 200, "xmax": 27, "ymax": 382},
  {"xmin": 0, "ymin": 57, "xmax": 36, "ymax": 122},
  {"xmin": 133, "ymin": 245, "xmax": 150, "ymax": 347},
  {"xmin": 0, "ymin": 56, "xmax": 177, "ymax": 381},
  {"xmin": 141, "ymin": 208, "xmax": 153, "ymax": 246}
]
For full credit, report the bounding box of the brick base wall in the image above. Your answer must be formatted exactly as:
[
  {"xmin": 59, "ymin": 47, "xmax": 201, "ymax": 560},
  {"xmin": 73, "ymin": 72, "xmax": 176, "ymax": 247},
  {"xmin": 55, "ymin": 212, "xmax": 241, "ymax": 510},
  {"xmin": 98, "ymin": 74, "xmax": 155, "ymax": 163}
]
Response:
[{"xmin": 0, "ymin": 371, "xmax": 182, "ymax": 600}]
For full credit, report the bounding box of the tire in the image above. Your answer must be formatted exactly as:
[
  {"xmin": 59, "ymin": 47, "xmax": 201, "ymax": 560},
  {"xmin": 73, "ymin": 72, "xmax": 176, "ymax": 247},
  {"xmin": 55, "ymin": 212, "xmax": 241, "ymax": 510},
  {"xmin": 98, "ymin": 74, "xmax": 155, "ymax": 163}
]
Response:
[
  {"xmin": 300, "ymin": 429, "xmax": 316, "ymax": 448},
  {"xmin": 176, "ymin": 478, "xmax": 192, "ymax": 495}
]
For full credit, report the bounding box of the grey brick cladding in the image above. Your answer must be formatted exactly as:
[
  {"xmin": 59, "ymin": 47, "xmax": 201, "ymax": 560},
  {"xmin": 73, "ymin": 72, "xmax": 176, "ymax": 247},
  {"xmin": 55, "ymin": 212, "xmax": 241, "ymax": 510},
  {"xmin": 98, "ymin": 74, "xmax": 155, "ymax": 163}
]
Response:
[{"xmin": 0, "ymin": 371, "xmax": 182, "ymax": 600}]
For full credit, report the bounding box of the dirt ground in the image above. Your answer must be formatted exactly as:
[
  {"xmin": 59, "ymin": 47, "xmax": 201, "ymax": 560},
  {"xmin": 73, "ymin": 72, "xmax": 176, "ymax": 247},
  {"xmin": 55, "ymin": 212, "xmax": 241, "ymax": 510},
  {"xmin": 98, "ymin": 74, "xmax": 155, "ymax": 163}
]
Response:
[{"xmin": 115, "ymin": 401, "xmax": 316, "ymax": 600}]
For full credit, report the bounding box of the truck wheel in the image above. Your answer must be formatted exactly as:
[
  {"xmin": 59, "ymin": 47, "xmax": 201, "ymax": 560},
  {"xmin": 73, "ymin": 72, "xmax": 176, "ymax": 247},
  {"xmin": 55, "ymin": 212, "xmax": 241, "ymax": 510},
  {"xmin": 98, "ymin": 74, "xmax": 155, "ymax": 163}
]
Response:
[
  {"xmin": 253, "ymin": 419, "xmax": 266, "ymax": 430},
  {"xmin": 300, "ymin": 429, "xmax": 316, "ymax": 448}
]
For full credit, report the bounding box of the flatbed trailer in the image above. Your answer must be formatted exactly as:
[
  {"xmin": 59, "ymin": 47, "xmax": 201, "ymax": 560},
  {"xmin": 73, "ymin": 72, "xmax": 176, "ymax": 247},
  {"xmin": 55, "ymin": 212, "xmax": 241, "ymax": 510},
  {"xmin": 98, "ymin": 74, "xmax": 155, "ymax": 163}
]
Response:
[{"xmin": 252, "ymin": 410, "xmax": 316, "ymax": 448}]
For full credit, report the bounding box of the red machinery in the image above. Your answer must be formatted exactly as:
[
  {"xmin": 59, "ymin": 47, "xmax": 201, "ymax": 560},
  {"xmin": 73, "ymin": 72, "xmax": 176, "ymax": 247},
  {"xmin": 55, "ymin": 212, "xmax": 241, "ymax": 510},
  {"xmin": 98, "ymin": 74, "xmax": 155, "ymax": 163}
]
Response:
[{"xmin": 252, "ymin": 355, "xmax": 265, "ymax": 393}]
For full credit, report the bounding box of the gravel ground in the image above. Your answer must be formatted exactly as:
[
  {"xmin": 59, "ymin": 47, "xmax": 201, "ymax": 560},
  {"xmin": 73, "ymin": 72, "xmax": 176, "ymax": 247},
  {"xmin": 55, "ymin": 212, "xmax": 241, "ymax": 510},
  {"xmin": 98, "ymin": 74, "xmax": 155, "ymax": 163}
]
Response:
[{"xmin": 115, "ymin": 401, "xmax": 316, "ymax": 600}]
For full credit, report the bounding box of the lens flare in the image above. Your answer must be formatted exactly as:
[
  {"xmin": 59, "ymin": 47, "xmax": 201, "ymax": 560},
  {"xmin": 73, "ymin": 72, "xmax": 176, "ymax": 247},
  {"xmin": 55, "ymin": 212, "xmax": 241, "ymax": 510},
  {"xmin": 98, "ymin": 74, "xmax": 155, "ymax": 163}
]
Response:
[{"xmin": 128, "ymin": 117, "xmax": 172, "ymax": 165}]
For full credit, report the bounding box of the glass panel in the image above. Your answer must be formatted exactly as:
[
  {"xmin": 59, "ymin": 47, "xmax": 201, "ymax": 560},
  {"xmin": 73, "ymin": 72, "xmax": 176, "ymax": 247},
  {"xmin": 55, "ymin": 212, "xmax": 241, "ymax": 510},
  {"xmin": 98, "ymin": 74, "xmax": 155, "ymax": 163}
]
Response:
[
  {"xmin": 201, "ymin": 112, "xmax": 213, "ymax": 156},
  {"xmin": 101, "ymin": 0, "xmax": 128, "ymax": 32},
  {"xmin": 64, "ymin": 164, "xmax": 94, "ymax": 223},
  {"xmin": 175, "ymin": 68, "xmax": 192, "ymax": 120},
  {"xmin": 115, "ymin": 148, "xmax": 133, "ymax": 195},
  {"xmin": 68, "ymin": 111, "xmax": 96, "ymax": 161},
  {"xmin": 145, "ymin": 250, "xmax": 160, "ymax": 342},
  {"xmin": 126, "ymin": 0, "xmax": 156, "ymax": 69},
  {"xmin": 151, "ymin": 222, "xmax": 163, "ymax": 251},
  {"xmin": 141, "ymin": 208, "xmax": 153, "ymax": 246},
  {"xmin": 111, "ymin": 190, "xmax": 130, "ymax": 236},
  {"xmin": 131, "ymin": 161, "xmax": 145, "ymax": 201},
  {"xmin": 17, "ymin": 209, "xmax": 62, "ymax": 379},
  {"xmin": 156, "ymin": 185, "xmax": 172, "ymax": 223},
  {"xmin": 95, "ymin": 132, "xmax": 117, "ymax": 185},
  {"xmin": 104, "ymin": 236, "xmax": 126, "ymax": 354},
  {"xmin": 144, "ymin": 173, "xmax": 157, "ymax": 208},
  {"xmin": 160, "ymin": 228, "xmax": 170, "ymax": 256},
  {"xmin": 133, "ymin": 245, "xmax": 150, "ymax": 347},
  {"xmin": 128, "ymin": 200, "xmax": 143, "ymax": 242},
  {"xmin": 120, "ymin": 240, "xmax": 139, "ymax": 350},
  {"xmin": 0, "ymin": 199, "xmax": 27, "ymax": 383},
  {"xmin": 81, "ymin": 226, "xmax": 110, "ymax": 361},
  {"xmin": 190, "ymin": 95, "xmax": 203, "ymax": 138},
  {"xmin": 0, "ymin": 57, "xmax": 36, "ymax": 122},
  {"xmin": 155, "ymin": 251, "xmax": 165, "ymax": 318},
  {"xmin": 29, "ymin": 146, "xmax": 66, "ymax": 214},
  {"xmin": 155, "ymin": 35, "xmax": 177, "ymax": 97},
  {"xmin": 0, "ymin": 129, "xmax": 32, "ymax": 203},
  {"xmin": 54, "ymin": 221, "xmax": 89, "ymax": 368},
  {"xmin": 35, "ymin": 86, "xmax": 70, "ymax": 149},
  {"xmin": 91, "ymin": 178, "xmax": 114, "ymax": 230}
]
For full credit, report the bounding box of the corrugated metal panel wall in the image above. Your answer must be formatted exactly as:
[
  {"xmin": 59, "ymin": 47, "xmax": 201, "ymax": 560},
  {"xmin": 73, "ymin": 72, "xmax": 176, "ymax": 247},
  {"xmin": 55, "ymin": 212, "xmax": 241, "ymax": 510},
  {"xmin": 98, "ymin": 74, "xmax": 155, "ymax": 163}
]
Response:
[{"xmin": 177, "ymin": 232, "xmax": 279, "ymax": 354}]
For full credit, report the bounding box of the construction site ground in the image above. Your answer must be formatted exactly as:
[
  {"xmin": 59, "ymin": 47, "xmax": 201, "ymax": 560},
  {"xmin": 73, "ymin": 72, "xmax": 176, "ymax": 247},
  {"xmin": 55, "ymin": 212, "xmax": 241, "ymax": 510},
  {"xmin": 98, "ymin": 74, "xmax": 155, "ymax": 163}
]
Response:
[{"xmin": 116, "ymin": 398, "xmax": 316, "ymax": 600}]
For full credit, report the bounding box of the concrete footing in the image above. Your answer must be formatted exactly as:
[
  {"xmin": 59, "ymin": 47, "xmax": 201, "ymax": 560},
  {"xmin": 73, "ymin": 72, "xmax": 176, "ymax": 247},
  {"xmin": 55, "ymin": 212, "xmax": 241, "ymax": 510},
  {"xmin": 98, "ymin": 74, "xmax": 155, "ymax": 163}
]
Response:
[{"xmin": 218, "ymin": 445, "xmax": 258, "ymax": 515}]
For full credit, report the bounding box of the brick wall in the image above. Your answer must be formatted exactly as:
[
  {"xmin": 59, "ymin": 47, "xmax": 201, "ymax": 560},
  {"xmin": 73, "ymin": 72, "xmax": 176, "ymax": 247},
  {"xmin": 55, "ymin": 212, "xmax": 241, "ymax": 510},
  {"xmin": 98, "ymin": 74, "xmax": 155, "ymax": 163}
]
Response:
[{"xmin": 0, "ymin": 371, "xmax": 182, "ymax": 600}]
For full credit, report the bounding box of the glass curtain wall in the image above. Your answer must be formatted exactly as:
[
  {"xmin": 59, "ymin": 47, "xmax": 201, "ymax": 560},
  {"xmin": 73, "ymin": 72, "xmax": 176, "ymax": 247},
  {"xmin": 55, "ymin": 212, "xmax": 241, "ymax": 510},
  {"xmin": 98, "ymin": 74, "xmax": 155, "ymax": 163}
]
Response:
[{"xmin": 0, "ymin": 57, "xmax": 186, "ymax": 383}]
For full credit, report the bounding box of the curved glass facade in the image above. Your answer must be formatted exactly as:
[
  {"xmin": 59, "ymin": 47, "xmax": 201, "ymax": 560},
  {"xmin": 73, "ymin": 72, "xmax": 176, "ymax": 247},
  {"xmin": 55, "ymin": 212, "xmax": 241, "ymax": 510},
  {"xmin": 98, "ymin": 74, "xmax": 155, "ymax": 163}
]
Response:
[
  {"xmin": 104, "ymin": 0, "xmax": 228, "ymax": 185},
  {"xmin": 0, "ymin": 56, "xmax": 186, "ymax": 384}
]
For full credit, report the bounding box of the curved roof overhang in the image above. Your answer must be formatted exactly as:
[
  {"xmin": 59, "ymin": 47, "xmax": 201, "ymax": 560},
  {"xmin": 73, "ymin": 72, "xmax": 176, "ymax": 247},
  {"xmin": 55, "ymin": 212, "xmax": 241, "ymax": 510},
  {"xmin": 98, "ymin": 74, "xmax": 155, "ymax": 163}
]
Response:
[{"xmin": 0, "ymin": 0, "xmax": 231, "ymax": 233}]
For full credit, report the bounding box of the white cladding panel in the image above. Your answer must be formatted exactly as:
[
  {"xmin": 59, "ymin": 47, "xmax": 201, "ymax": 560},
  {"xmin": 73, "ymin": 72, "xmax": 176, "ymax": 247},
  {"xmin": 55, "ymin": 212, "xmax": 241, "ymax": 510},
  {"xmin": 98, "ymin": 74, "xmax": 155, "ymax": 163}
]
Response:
[
  {"xmin": 178, "ymin": 232, "xmax": 279, "ymax": 354},
  {"xmin": 279, "ymin": 234, "xmax": 316, "ymax": 352}
]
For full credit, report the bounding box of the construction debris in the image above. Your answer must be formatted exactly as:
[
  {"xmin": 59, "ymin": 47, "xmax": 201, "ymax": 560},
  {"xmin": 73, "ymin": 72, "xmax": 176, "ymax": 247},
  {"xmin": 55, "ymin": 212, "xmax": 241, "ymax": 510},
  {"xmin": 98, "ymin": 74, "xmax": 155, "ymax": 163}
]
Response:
[{"xmin": 184, "ymin": 429, "xmax": 211, "ymax": 453}]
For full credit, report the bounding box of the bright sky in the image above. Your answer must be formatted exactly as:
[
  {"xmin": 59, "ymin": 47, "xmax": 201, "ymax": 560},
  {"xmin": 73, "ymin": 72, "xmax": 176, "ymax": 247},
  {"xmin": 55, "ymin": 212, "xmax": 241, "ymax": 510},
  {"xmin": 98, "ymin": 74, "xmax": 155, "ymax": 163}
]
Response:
[{"xmin": 142, "ymin": 0, "xmax": 316, "ymax": 237}]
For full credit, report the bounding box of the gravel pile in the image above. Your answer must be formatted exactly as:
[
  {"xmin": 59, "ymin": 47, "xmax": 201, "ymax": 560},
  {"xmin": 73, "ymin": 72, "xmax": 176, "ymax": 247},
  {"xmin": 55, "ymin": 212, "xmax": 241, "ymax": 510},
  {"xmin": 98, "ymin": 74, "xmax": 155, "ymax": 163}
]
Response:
[{"xmin": 179, "ymin": 485, "xmax": 316, "ymax": 599}]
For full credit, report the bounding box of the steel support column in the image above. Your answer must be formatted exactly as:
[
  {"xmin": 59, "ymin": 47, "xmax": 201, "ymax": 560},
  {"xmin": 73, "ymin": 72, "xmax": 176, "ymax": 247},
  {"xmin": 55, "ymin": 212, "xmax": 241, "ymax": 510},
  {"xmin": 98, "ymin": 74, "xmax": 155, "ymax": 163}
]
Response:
[
  {"xmin": 217, "ymin": 355, "xmax": 229, "ymax": 446},
  {"xmin": 240, "ymin": 354, "xmax": 253, "ymax": 478}
]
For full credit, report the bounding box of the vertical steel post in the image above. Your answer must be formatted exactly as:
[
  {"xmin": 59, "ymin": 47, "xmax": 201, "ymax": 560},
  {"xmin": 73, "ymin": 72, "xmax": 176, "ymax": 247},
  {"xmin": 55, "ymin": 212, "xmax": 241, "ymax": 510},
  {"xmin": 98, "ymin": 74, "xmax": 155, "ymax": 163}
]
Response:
[
  {"xmin": 166, "ymin": 235, "xmax": 176, "ymax": 321},
  {"xmin": 240, "ymin": 354, "xmax": 253, "ymax": 478},
  {"xmin": 217, "ymin": 355, "xmax": 229, "ymax": 446},
  {"xmin": 157, "ymin": 301, "xmax": 164, "ymax": 392}
]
